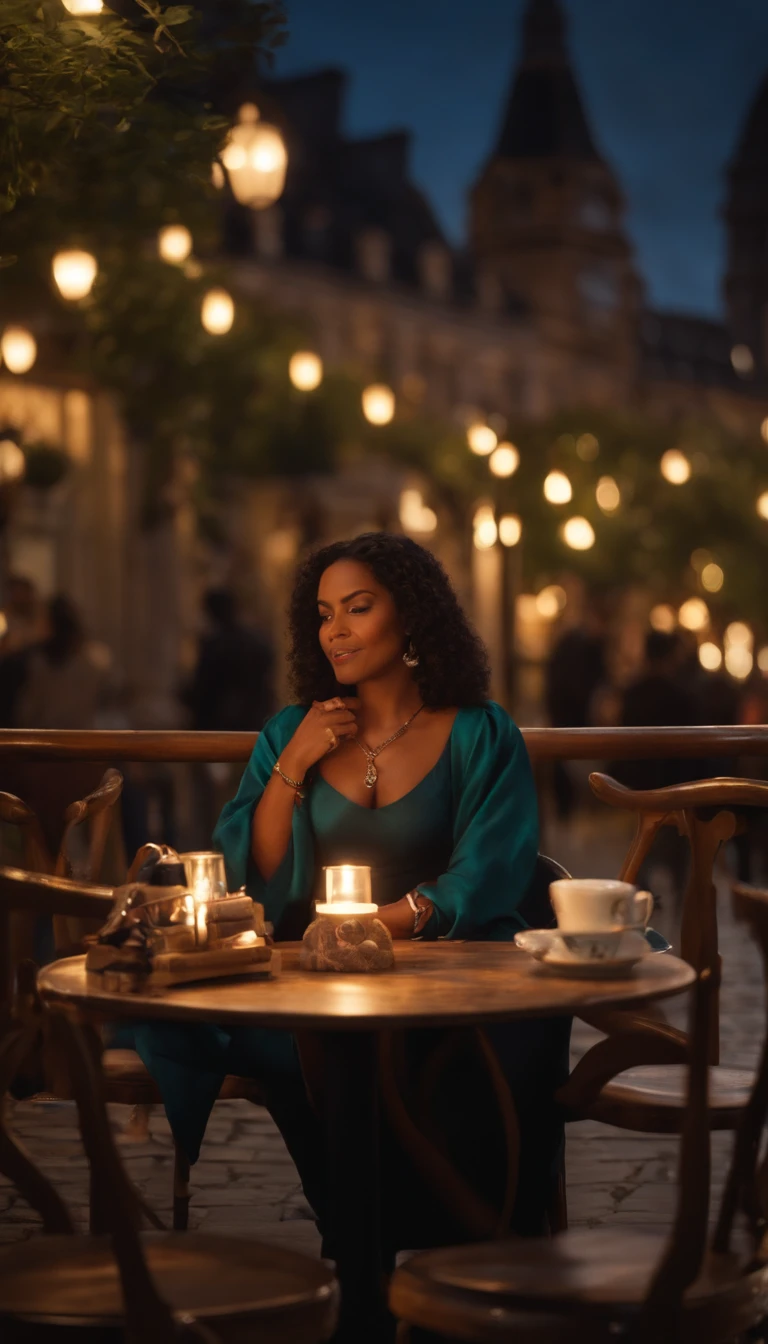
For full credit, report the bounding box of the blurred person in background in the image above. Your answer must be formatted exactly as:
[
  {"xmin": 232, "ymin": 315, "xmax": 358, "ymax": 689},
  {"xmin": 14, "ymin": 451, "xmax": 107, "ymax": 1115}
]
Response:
[
  {"xmin": 613, "ymin": 629, "xmax": 694, "ymax": 904},
  {"xmin": 182, "ymin": 587, "xmax": 275, "ymax": 734},
  {"xmin": 544, "ymin": 598, "xmax": 607, "ymax": 819},
  {"xmin": 0, "ymin": 575, "xmax": 46, "ymax": 725},
  {"xmin": 181, "ymin": 587, "xmax": 275, "ymax": 841},
  {"xmin": 15, "ymin": 594, "xmax": 110, "ymax": 730}
]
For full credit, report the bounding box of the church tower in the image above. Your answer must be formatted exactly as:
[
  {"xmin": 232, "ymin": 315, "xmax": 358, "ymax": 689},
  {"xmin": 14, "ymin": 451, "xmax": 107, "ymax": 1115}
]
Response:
[
  {"xmin": 470, "ymin": 0, "xmax": 641, "ymax": 379},
  {"xmin": 724, "ymin": 73, "xmax": 768, "ymax": 374}
]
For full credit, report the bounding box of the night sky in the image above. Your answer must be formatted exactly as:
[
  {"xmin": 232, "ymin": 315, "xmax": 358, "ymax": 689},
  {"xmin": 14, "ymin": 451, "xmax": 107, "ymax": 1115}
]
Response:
[{"xmin": 274, "ymin": 0, "xmax": 768, "ymax": 320}]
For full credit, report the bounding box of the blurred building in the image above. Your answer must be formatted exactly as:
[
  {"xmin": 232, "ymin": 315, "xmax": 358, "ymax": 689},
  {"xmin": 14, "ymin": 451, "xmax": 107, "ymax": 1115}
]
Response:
[
  {"xmin": 2, "ymin": 0, "xmax": 768, "ymax": 712},
  {"xmin": 230, "ymin": 0, "xmax": 768, "ymax": 430}
]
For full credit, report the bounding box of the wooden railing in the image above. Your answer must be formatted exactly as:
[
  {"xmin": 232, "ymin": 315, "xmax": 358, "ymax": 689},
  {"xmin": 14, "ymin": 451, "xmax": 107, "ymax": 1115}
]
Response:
[{"xmin": 0, "ymin": 725, "xmax": 766, "ymax": 763}]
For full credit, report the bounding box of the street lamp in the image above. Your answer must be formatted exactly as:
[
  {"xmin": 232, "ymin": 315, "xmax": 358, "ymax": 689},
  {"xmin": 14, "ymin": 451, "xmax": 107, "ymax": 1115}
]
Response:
[
  {"xmin": 201, "ymin": 289, "xmax": 234, "ymax": 335},
  {"xmin": 62, "ymin": 0, "xmax": 103, "ymax": 11},
  {"xmin": 219, "ymin": 104, "xmax": 288, "ymax": 209},
  {"xmin": 1, "ymin": 327, "xmax": 37, "ymax": 375},
  {"xmin": 52, "ymin": 249, "xmax": 98, "ymax": 300}
]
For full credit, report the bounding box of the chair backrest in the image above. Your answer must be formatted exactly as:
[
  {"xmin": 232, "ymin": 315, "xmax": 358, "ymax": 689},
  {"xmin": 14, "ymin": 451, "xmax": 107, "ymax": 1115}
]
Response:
[
  {"xmin": 634, "ymin": 881, "xmax": 768, "ymax": 1335},
  {"xmin": 56, "ymin": 766, "xmax": 124, "ymax": 881},
  {"xmin": 0, "ymin": 1003, "xmax": 201, "ymax": 1343},
  {"xmin": 0, "ymin": 865, "xmax": 113, "ymax": 1022},
  {"xmin": 713, "ymin": 881, "xmax": 768, "ymax": 1256},
  {"xmin": 517, "ymin": 852, "xmax": 571, "ymax": 930},
  {"xmin": 0, "ymin": 792, "xmax": 52, "ymax": 872},
  {"xmin": 589, "ymin": 771, "xmax": 768, "ymax": 1064}
]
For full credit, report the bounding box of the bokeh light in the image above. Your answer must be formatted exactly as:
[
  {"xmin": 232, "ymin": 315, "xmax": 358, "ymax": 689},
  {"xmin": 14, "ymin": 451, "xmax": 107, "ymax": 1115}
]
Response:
[
  {"xmin": 678, "ymin": 598, "xmax": 709, "ymax": 631},
  {"xmin": 399, "ymin": 489, "xmax": 437, "ymax": 535},
  {"xmin": 543, "ymin": 470, "xmax": 572, "ymax": 505},
  {"xmin": 649, "ymin": 604, "xmax": 676, "ymax": 633},
  {"xmin": 52, "ymin": 249, "xmax": 97, "ymax": 300},
  {"xmin": 700, "ymin": 562, "xmax": 724, "ymax": 593},
  {"xmin": 561, "ymin": 516, "xmax": 595, "ymax": 550},
  {"xmin": 289, "ymin": 352, "xmax": 323, "ymax": 391},
  {"xmin": 595, "ymin": 476, "xmax": 620, "ymax": 512},
  {"xmin": 473, "ymin": 507, "xmax": 498, "ymax": 549},
  {"xmin": 757, "ymin": 492, "xmax": 768, "ymax": 520},
  {"xmin": 0, "ymin": 439, "xmax": 25, "ymax": 483},
  {"xmin": 467, "ymin": 423, "xmax": 497, "ymax": 456},
  {"xmin": 725, "ymin": 621, "xmax": 753, "ymax": 649},
  {"xmin": 201, "ymin": 288, "xmax": 234, "ymax": 334},
  {"xmin": 757, "ymin": 647, "xmax": 768, "ymax": 674},
  {"xmin": 498, "ymin": 514, "xmax": 522, "ymax": 547},
  {"xmin": 660, "ymin": 449, "xmax": 691, "ymax": 484},
  {"xmin": 698, "ymin": 642, "xmax": 722, "ymax": 671},
  {"xmin": 535, "ymin": 585, "xmax": 567, "ymax": 619},
  {"xmin": 731, "ymin": 344, "xmax": 755, "ymax": 376},
  {"xmin": 725, "ymin": 645, "xmax": 753, "ymax": 679},
  {"xmin": 576, "ymin": 433, "xmax": 599, "ymax": 461},
  {"xmin": 1, "ymin": 327, "xmax": 37, "ymax": 375},
  {"xmin": 158, "ymin": 225, "xmax": 192, "ymax": 264},
  {"xmin": 489, "ymin": 443, "xmax": 519, "ymax": 478},
  {"xmin": 362, "ymin": 384, "xmax": 395, "ymax": 425}
]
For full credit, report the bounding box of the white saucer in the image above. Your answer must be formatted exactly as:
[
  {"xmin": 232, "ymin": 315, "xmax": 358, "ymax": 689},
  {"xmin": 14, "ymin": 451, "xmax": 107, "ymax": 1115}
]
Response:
[{"xmin": 514, "ymin": 929, "xmax": 651, "ymax": 978}]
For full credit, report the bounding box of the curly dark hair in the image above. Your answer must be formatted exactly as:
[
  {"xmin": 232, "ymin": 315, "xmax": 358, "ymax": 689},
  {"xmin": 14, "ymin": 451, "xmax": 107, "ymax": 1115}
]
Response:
[{"xmin": 287, "ymin": 532, "xmax": 490, "ymax": 707}]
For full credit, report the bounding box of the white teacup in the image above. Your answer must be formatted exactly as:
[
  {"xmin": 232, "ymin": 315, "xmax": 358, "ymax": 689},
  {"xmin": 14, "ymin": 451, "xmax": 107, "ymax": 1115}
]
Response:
[{"xmin": 549, "ymin": 879, "xmax": 653, "ymax": 934}]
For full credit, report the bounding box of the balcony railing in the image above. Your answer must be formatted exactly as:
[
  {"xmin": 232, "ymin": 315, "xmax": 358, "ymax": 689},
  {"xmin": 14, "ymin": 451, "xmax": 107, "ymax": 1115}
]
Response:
[{"xmin": 0, "ymin": 725, "xmax": 766, "ymax": 763}]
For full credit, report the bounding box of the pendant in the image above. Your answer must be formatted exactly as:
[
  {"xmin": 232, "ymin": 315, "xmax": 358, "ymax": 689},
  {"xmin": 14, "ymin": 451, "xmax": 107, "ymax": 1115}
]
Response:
[{"xmin": 364, "ymin": 760, "xmax": 378, "ymax": 789}]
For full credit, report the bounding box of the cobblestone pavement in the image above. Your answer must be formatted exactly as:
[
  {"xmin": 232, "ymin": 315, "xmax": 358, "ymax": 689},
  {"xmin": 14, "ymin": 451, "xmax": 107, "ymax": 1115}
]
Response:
[{"xmin": 1, "ymin": 810, "xmax": 763, "ymax": 1257}]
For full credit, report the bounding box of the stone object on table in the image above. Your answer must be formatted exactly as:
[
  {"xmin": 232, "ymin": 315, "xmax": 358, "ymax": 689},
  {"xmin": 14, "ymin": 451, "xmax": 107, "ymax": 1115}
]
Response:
[{"xmin": 299, "ymin": 913, "xmax": 395, "ymax": 972}]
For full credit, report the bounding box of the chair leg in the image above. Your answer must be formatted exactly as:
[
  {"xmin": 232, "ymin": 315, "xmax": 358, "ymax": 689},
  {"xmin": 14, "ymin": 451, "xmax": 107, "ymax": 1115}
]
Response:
[
  {"xmin": 173, "ymin": 1141, "xmax": 191, "ymax": 1230},
  {"xmin": 548, "ymin": 1154, "xmax": 568, "ymax": 1233}
]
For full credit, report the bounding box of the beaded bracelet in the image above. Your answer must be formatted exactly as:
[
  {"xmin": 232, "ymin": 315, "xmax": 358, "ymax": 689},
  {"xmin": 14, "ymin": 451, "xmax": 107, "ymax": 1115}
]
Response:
[{"xmin": 272, "ymin": 760, "xmax": 306, "ymax": 802}]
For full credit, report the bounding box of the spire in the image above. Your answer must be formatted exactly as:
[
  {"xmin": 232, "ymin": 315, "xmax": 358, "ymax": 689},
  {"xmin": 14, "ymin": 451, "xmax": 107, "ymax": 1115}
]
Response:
[
  {"xmin": 521, "ymin": 0, "xmax": 567, "ymax": 67},
  {"xmin": 494, "ymin": 0, "xmax": 600, "ymax": 161}
]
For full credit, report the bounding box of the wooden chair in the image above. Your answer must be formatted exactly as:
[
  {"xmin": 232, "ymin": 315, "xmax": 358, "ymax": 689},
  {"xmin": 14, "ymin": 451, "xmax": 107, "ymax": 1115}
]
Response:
[
  {"xmin": 0, "ymin": 866, "xmax": 264, "ymax": 1232},
  {"xmin": 558, "ymin": 773, "xmax": 768, "ymax": 1135},
  {"xmin": 0, "ymin": 1002, "xmax": 338, "ymax": 1343},
  {"xmin": 0, "ymin": 768, "xmax": 124, "ymax": 956},
  {"xmin": 390, "ymin": 911, "xmax": 768, "ymax": 1344}
]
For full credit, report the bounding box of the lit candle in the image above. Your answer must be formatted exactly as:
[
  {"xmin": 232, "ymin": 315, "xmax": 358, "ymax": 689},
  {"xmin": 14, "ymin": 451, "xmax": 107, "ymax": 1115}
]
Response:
[
  {"xmin": 196, "ymin": 900, "xmax": 208, "ymax": 948},
  {"xmin": 316, "ymin": 864, "xmax": 377, "ymax": 916}
]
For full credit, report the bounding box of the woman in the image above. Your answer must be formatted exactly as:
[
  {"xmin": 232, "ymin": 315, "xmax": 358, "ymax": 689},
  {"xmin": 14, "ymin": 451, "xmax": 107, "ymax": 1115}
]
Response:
[{"xmin": 133, "ymin": 533, "xmax": 569, "ymax": 1243}]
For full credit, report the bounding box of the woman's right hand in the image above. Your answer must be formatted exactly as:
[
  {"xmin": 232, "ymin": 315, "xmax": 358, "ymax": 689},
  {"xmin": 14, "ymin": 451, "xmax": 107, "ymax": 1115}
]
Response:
[{"xmin": 279, "ymin": 698, "xmax": 359, "ymax": 779}]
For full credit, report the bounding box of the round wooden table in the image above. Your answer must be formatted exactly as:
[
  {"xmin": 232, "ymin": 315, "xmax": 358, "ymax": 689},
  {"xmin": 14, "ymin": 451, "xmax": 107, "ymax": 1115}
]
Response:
[{"xmin": 39, "ymin": 942, "xmax": 695, "ymax": 1343}]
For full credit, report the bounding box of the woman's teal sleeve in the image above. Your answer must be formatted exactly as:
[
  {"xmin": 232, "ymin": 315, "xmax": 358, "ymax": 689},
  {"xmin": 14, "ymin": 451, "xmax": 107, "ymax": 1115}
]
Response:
[
  {"xmin": 417, "ymin": 702, "xmax": 538, "ymax": 941},
  {"xmin": 212, "ymin": 706, "xmax": 316, "ymax": 937}
]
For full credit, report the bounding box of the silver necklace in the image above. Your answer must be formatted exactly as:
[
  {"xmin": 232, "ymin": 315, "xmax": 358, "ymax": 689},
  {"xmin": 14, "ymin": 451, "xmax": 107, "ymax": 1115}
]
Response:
[{"xmin": 355, "ymin": 704, "xmax": 425, "ymax": 788}]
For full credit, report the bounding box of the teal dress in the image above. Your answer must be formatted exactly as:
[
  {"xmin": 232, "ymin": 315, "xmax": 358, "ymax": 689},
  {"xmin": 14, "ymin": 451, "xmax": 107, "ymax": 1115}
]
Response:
[
  {"xmin": 128, "ymin": 700, "xmax": 567, "ymax": 1235},
  {"xmin": 215, "ymin": 700, "xmax": 538, "ymax": 940}
]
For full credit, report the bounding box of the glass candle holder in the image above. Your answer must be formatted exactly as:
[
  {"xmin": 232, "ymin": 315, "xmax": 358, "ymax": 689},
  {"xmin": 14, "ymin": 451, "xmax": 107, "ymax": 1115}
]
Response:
[
  {"xmin": 181, "ymin": 852, "xmax": 227, "ymax": 903},
  {"xmin": 316, "ymin": 864, "xmax": 377, "ymax": 916},
  {"xmin": 181, "ymin": 852, "xmax": 226, "ymax": 949}
]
